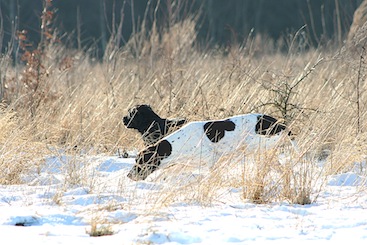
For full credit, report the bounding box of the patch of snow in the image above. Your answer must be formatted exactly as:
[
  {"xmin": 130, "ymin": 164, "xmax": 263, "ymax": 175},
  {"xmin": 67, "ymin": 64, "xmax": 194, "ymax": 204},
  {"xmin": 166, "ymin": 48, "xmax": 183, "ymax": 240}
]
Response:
[
  {"xmin": 1, "ymin": 153, "xmax": 367, "ymax": 244},
  {"xmin": 328, "ymin": 172, "xmax": 367, "ymax": 186}
]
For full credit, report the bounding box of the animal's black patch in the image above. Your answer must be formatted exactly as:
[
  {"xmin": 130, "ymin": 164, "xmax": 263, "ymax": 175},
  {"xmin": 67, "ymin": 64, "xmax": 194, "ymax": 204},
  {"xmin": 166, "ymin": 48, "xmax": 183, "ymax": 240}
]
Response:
[
  {"xmin": 156, "ymin": 140, "xmax": 172, "ymax": 157},
  {"xmin": 204, "ymin": 120, "xmax": 236, "ymax": 143},
  {"xmin": 127, "ymin": 140, "xmax": 172, "ymax": 181},
  {"xmin": 255, "ymin": 115, "xmax": 286, "ymax": 135}
]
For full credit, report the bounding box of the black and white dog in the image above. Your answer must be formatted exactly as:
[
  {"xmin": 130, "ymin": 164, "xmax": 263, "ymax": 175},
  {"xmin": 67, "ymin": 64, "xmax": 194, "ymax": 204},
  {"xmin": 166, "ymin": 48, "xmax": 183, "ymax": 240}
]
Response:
[
  {"xmin": 123, "ymin": 104, "xmax": 187, "ymax": 145},
  {"xmin": 127, "ymin": 113, "xmax": 291, "ymax": 181}
]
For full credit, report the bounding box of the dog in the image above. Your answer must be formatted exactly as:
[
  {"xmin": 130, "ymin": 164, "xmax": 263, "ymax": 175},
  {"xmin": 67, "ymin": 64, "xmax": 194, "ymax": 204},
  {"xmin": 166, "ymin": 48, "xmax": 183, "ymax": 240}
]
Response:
[
  {"xmin": 127, "ymin": 113, "xmax": 291, "ymax": 181},
  {"xmin": 123, "ymin": 104, "xmax": 187, "ymax": 146}
]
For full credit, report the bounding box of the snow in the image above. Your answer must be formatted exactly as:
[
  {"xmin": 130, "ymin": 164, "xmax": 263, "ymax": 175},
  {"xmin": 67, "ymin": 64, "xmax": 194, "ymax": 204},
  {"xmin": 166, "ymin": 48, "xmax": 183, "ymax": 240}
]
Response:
[{"xmin": 1, "ymin": 152, "xmax": 367, "ymax": 244}]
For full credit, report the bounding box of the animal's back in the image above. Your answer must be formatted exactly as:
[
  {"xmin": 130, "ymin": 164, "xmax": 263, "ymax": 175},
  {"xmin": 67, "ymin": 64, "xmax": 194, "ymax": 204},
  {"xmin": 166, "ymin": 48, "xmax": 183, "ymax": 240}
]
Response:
[{"xmin": 164, "ymin": 121, "xmax": 210, "ymax": 157}]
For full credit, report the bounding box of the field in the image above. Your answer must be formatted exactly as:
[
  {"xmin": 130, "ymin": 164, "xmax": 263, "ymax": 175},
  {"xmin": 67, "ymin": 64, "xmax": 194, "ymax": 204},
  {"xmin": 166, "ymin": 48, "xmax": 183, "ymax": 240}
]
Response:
[
  {"xmin": 1, "ymin": 16, "xmax": 367, "ymax": 243},
  {"xmin": 0, "ymin": 154, "xmax": 366, "ymax": 244}
]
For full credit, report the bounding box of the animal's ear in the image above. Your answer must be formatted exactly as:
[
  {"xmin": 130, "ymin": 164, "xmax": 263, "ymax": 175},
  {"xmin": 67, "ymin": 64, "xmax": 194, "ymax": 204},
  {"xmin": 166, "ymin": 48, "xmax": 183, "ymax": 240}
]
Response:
[{"xmin": 156, "ymin": 140, "xmax": 172, "ymax": 157}]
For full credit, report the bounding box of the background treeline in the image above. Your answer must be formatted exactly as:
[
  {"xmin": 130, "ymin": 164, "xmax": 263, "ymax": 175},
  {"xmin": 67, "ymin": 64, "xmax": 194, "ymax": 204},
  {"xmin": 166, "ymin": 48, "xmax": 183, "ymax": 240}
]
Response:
[{"xmin": 0, "ymin": 0, "xmax": 363, "ymax": 57}]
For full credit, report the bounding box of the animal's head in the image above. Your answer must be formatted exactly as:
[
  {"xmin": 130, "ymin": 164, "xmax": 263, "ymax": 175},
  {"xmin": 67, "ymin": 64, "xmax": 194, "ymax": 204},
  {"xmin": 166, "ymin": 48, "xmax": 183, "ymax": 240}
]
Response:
[
  {"xmin": 127, "ymin": 140, "xmax": 172, "ymax": 181},
  {"xmin": 122, "ymin": 104, "xmax": 159, "ymax": 130}
]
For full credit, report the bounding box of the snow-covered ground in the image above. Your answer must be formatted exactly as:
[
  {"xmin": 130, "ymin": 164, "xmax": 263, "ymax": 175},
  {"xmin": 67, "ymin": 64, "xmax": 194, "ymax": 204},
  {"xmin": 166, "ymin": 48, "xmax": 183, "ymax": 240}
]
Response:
[{"xmin": 1, "ymin": 152, "xmax": 367, "ymax": 244}]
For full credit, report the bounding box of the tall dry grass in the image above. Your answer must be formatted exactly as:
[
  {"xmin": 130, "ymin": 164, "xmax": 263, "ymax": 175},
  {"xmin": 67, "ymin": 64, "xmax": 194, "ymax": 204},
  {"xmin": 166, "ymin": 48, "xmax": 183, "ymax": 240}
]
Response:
[{"xmin": 0, "ymin": 10, "xmax": 366, "ymax": 206}]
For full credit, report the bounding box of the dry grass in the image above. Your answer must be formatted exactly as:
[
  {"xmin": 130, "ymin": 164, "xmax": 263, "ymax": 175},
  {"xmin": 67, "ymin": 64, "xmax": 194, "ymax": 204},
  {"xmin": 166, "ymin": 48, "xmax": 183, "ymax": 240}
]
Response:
[
  {"xmin": 0, "ymin": 13, "xmax": 366, "ymax": 206},
  {"xmin": 86, "ymin": 217, "xmax": 114, "ymax": 237}
]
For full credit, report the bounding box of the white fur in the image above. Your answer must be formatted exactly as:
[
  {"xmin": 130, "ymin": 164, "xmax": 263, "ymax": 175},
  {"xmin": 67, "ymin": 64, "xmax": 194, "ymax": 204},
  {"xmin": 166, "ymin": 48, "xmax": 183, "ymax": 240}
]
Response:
[{"xmin": 157, "ymin": 114, "xmax": 285, "ymax": 169}]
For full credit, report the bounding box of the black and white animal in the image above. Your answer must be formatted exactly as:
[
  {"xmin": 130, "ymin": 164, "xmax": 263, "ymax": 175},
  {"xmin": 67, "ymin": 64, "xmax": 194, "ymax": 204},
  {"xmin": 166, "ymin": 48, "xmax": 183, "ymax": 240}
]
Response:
[
  {"xmin": 127, "ymin": 113, "xmax": 291, "ymax": 181},
  {"xmin": 123, "ymin": 104, "xmax": 187, "ymax": 145}
]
